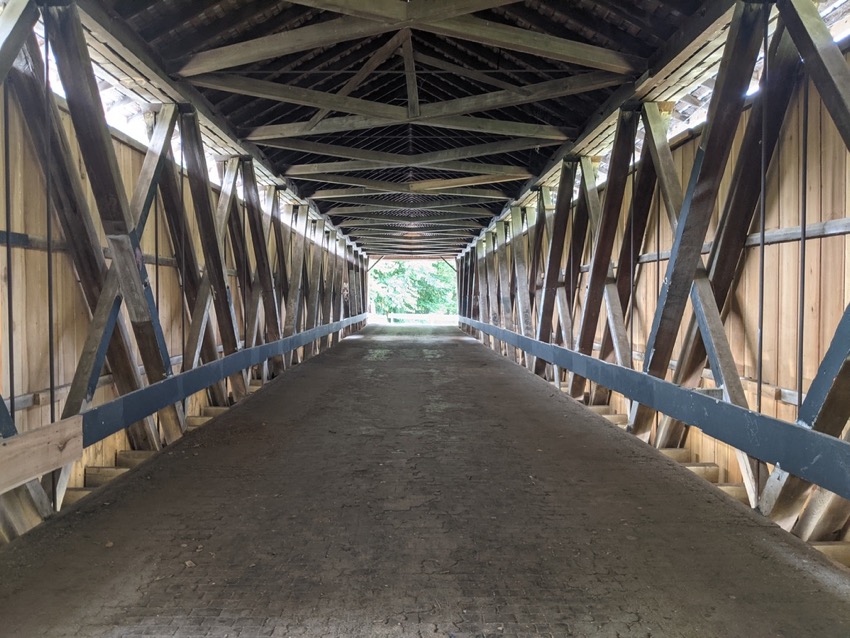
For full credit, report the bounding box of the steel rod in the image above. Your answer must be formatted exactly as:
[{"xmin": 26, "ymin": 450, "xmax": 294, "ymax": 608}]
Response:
[
  {"xmin": 4, "ymin": 85, "xmax": 13, "ymax": 424},
  {"xmin": 756, "ymin": 10, "xmax": 769, "ymax": 413},
  {"xmin": 798, "ymin": 79, "xmax": 809, "ymax": 414}
]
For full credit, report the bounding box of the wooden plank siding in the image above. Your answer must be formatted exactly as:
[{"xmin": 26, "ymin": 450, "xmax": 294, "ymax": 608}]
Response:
[{"xmin": 0, "ymin": 85, "xmax": 348, "ymax": 511}]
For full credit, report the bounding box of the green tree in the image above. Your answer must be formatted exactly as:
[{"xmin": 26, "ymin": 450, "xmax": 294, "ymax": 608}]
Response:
[{"xmin": 370, "ymin": 259, "xmax": 457, "ymax": 314}]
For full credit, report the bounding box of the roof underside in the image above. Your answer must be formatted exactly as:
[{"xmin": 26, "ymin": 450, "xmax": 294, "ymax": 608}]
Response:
[{"xmin": 99, "ymin": 0, "xmax": 717, "ymax": 257}]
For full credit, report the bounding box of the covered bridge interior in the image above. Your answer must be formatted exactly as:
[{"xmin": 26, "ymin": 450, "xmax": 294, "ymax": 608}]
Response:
[{"xmin": 2, "ymin": 0, "xmax": 850, "ymax": 635}]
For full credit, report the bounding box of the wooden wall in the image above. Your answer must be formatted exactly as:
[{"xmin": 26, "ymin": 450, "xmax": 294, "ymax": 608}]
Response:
[
  {"xmin": 0, "ymin": 86, "xmax": 324, "ymax": 490},
  {"xmin": 562, "ymin": 73, "xmax": 850, "ymax": 485}
]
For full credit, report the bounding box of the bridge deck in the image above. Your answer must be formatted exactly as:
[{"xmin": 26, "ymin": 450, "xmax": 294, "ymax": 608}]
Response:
[{"xmin": 1, "ymin": 325, "xmax": 849, "ymax": 637}]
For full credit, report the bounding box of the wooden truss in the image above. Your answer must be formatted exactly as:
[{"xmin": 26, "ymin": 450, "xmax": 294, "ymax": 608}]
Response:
[
  {"xmin": 457, "ymin": 1, "xmax": 850, "ymax": 538},
  {"xmin": 0, "ymin": 4, "xmax": 366, "ymax": 539}
]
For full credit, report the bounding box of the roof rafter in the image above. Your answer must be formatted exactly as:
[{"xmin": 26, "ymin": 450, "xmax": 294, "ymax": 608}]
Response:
[
  {"xmin": 247, "ymin": 114, "xmax": 571, "ymax": 140},
  {"xmin": 261, "ymin": 136, "xmax": 559, "ymax": 166},
  {"xmin": 177, "ymin": 3, "xmax": 641, "ymax": 77},
  {"xmin": 286, "ymin": 159, "xmax": 531, "ymax": 177},
  {"xmin": 192, "ymin": 71, "xmax": 622, "ymax": 124}
]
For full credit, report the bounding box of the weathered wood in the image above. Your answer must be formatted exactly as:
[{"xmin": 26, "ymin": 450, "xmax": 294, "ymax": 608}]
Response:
[
  {"xmin": 179, "ymin": 17, "xmax": 395, "ymax": 76},
  {"xmin": 303, "ymin": 221, "xmax": 327, "ymax": 358},
  {"xmin": 508, "ymin": 207, "xmax": 534, "ymax": 369},
  {"xmin": 484, "ymin": 231, "xmax": 502, "ymax": 353},
  {"xmin": 569, "ymin": 111, "xmax": 637, "ymax": 397},
  {"xmin": 183, "ymin": 275, "xmax": 213, "ymax": 373},
  {"xmin": 319, "ymin": 230, "xmax": 338, "ymax": 350},
  {"xmin": 283, "ymin": 206, "xmax": 309, "ymax": 366},
  {"xmin": 476, "ymin": 237, "xmax": 492, "ymax": 348},
  {"xmin": 258, "ymin": 137, "xmax": 560, "ymax": 167},
  {"xmin": 242, "ymin": 159, "xmax": 284, "ymax": 373},
  {"xmin": 158, "ymin": 147, "xmax": 228, "ymax": 406},
  {"xmin": 287, "ymin": 160, "xmax": 532, "ymax": 178},
  {"xmin": 401, "ymin": 29, "xmax": 419, "ymax": 119},
  {"xmin": 418, "ymin": 15, "xmax": 645, "ymax": 75},
  {"xmin": 213, "ymin": 70, "xmax": 619, "ymax": 129},
  {"xmin": 592, "ymin": 132, "xmax": 657, "ymax": 404},
  {"xmin": 63, "ymin": 105, "xmax": 179, "ymax": 421},
  {"xmin": 656, "ymin": 26, "xmax": 799, "ymax": 450},
  {"xmin": 495, "ymin": 221, "xmax": 518, "ymax": 361},
  {"xmin": 330, "ymin": 236, "xmax": 346, "ymax": 345},
  {"xmin": 629, "ymin": 3, "xmax": 764, "ymax": 440},
  {"xmin": 0, "ymin": 0, "xmax": 37, "ymax": 86},
  {"xmin": 308, "ymin": 30, "xmax": 406, "ymax": 130},
  {"xmin": 253, "ymin": 113, "xmax": 569, "ymax": 141},
  {"xmin": 0, "ymin": 417, "xmax": 83, "ymax": 497},
  {"xmin": 180, "ymin": 110, "xmax": 248, "ymax": 398},
  {"xmin": 778, "ymin": 0, "xmax": 850, "ymax": 152},
  {"xmin": 9, "ymin": 37, "xmax": 159, "ymax": 451},
  {"xmin": 49, "ymin": 5, "xmax": 186, "ymax": 444},
  {"xmin": 533, "ymin": 161, "xmax": 577, "ymax": 375}
]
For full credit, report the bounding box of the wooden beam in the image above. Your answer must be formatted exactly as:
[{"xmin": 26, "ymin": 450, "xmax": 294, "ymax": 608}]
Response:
[
  {"xmin": 303, "ymin": 221, "xmax": 327, "ymax": 357},
  {"xmin": 484, "ymin": 233, "xmax": 501, "ymax": 351},
  {"xmin": 215, "ymin": 72, "xmax": 619, "ymax": 128},
  {"xmin": 0, "ymin": 0, "xmax": 38, "ymax": 86},
  {"xmin": 48, "ymin": 5, "xmax": 185, "ymax": 444},
  {"xmin": 778, "ymin": 0, "xmax": 850, "ymax": 152},
  {"xmin": 401, "ymin": 29, "xmax": 419, "ymax": 119},
  {"xmin": 308, "ymin": 30, "xmax": 406, "ymax": 130},
  {"xmin": 159, "ymin": 147, "xmax": 228, "ymax": 407},
  {"xmin": 330, "ymin": 236, "xmax": 346, "ymax": 345},
  {"xmin": 286, "ymin": 159, "xmax": 533, "ymax": 177},
  {"xmin": 319, "ymin": 229, "xmax": 338, "ymax": 350},
  {"xmin": 242, "ymin": 159, "xmax": 285, "ymax": 374},
  {"xmin": 8, "ymin": 36, "xmax": 161, "ymax": 455},
  {"xmin": 178, "ymin": 17, "xmax": 396, "ymax": 76},
  {"xmin": 628, "ymin": 3, "xmax": 764, "ymax": 440},
  {"xmin": 407, "ymin": 0, "xmax": 523, "ymax": 22},
  {"xmin": 340, "ymin": 218, "xmax": 483, "ymax": 228},
  {"xmin": 568, "ymin": 110, "xmax": 637, "ymax": 397},
  {"xmin": 311, "ymin": 186, "xmax": 508, "ymax": 200},
  {"xmin": 264, "ymin": 136, "xmax": 559, "ymax": 166},
  {"xmin": 509, "ymin": 206, "xmax": 534, "ymax": 369},
  {"xmin": 655, "ymin": 27, "xmax": 800, "ymax": 449},
  {"xmin": 592, "ymin": 117, "xmax": 657, "ymax": 403},
  {"xmin": 326, "ymin": 196, "xmax": 499, "ymax": 210},
  {"xmin": 413, "ymin": 50, "xmax": 523, "ymax": 94},
  {"xmin": 327, "ymin": 205, "xmax": 493, "ymax": 217},
  {"xmin": 287, "ymin": 0, "xmax": 522, "ymax": 23},
  {"xmin": 418, "ymin": 72, "xmax": 624, "ymax": 120},
  {"xmin": 0, "ymin": 417, "xmax": 83, "ymax": 497},
  {"xmin": 191, "ymin": 72, "xmax": 405, "ymax": 120},
  {"xmin": 417, "ymin": 15, "xmax": 645, "ymax": 75},
  {"xmin": 533, "ymin": 161, "xmax": 577, "ymax": 376},
  {"xmin": 180, "ymin": 110, "xmax": 249, "ymax": 398},
  {"xmin": 62, "ymin": 106, "xmax": 187, "ymax": 425},
  {"xmin": 283, "ymin": 206, "xmax": 310, "ymax": 366},
  {"xmin": 250, "ymin": 113, "xmax": 571, "ymax": 140},
  {"xmin": 283, "ymin": 0, "xmax": 406, "ymax": 22}
]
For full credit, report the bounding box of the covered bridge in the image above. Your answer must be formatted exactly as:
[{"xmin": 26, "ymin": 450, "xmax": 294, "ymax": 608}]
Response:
[{"xmin": 1, "ymin": 1, "xmax": 850, "ymax": 635}]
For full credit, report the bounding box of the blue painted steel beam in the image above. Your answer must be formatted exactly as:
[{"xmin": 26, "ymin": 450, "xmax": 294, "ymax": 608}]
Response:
[
  {"xmin": 81, "ymin": 314, "xmax": 368, "ymax": 447},
  {"xmin": 459, "ymin": 317, "xmax": 850, "ymax": 502}
]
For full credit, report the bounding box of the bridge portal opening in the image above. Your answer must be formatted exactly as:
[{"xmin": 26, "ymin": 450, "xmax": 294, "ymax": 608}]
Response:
[{"xmin": 368, "ymin": 258, "xmax": 458, "ymax": 324}]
